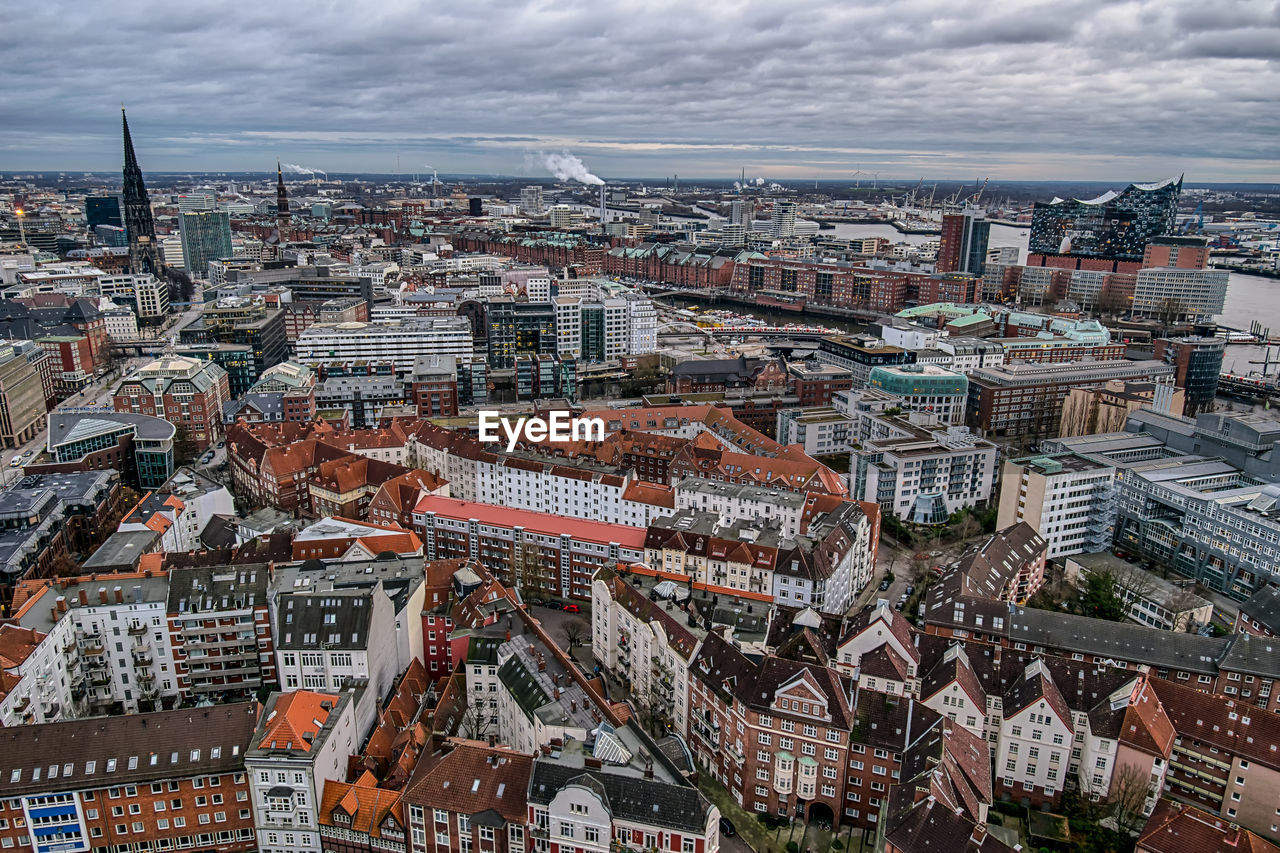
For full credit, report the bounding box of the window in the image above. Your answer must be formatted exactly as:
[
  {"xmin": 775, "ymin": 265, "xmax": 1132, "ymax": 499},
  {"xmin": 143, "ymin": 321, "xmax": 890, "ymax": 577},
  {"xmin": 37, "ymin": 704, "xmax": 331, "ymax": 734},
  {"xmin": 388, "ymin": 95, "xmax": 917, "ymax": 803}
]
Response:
[{"xmin": 585, "ymin": 827, "xmax": 600, "ymax": 843}]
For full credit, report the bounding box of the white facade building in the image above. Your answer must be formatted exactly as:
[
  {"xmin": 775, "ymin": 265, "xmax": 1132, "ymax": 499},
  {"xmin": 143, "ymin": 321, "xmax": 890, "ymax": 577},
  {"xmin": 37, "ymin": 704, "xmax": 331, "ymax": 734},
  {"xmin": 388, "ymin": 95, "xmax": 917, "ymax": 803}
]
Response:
[
  {"xmin": 997, "ymin": 452, "xmax": 1116, "ymax": 560},
  {"xmin": 98, "ymin": 273, "xmax": 171, "ymax": 319},
  {"xmin": 295, "ymin": 318, "xmax": 473, "ymax": 374}
]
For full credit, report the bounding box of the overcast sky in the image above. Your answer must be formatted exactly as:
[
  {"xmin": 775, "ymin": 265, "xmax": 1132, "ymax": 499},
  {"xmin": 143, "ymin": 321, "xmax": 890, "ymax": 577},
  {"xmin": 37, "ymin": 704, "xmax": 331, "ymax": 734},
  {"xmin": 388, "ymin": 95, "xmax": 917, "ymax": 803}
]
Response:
[{"xmin": 1, "ymin": 0, "xmax": 1277, "ymax": 181}]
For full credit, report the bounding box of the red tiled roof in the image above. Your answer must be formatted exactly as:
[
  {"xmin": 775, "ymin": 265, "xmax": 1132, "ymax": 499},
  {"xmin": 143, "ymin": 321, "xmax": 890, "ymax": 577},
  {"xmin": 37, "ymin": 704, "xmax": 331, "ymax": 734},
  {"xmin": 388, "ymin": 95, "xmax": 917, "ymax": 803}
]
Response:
[
  {"xmin": 1138, "ymin": 799, "xmax": 1280, "ymax": 853},
  {"xmin": 0, "ymin": 624, "xmax": 45, "ymax": 670},
  {"xmin": 402, "ymin": 739, "xmax": 533, "ymax": 823},
  {"xmin": 258, "ymin": 690, "xmax": 339, "ymax": 752},
  {"xmin": 413, "ymin": 495, "xmax": 647, "ymax": 548}
]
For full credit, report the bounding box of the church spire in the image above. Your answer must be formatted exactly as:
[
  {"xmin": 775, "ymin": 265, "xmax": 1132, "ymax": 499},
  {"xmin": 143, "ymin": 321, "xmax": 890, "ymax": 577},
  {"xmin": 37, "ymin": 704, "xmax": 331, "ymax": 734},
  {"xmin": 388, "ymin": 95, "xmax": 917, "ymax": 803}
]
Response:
[
  {"xmin": 121, "ymin": 108, "xmax": 160, "ymax": 277},
  {"xmin": 276, "ymin": 161, "xmax": 291, "ymax": 243}
]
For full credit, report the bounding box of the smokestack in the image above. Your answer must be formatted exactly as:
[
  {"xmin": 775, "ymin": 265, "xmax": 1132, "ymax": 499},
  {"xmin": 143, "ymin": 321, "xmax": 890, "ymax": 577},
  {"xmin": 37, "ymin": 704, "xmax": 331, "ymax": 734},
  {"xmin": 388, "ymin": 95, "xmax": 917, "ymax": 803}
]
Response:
[{"xmin": 600, "ymin": 183, "xmax": 607, "ymax": 235}]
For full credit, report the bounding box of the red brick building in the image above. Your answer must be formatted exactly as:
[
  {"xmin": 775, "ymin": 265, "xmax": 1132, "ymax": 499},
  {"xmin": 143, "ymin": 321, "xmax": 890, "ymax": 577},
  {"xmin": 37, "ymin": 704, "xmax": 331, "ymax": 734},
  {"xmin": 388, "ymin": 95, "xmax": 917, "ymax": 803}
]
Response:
[
  {"xmin": 402, "ymin": 740, "xmax": 534, "ymax": 853},
  {"xmin": 114, "ymin": 356, "xmax": 231, "ymax": 451},
  {"xmin": 0, "ymin": 703, "xmax": 260, "ymax": 853}
]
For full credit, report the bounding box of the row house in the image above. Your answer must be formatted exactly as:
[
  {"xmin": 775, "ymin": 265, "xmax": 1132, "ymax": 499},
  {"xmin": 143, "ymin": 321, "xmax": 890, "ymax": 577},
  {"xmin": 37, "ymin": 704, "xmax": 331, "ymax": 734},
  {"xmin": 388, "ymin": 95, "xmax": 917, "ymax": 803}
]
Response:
[
  {"xmin": 0, "ymin": 703, "xmax": 260, "ymax": 853},
  {"xmin": 413, "ymin": 495, "xmax": 646, "ymax": 602},
  {"xmin": 166, "ymin": 564, "xmax": 274, "ymax": 701},
  {"xmin": 368, "ymin": 470, "xmax": 450, "ymax": 530},
  {"xmin": 591, "ymin": 567, "xmax": 699, "ymax": 735},
  {"xmin": 643, "ymin": 499, "xmax": 876, "ymax": 614},
  {"xmin": 401, "ymin": 739, "xmax": 533, "ymax": 853},
  {"xmin": 307, "ymin": 455, "xmax": 412, "ymax": 520}
]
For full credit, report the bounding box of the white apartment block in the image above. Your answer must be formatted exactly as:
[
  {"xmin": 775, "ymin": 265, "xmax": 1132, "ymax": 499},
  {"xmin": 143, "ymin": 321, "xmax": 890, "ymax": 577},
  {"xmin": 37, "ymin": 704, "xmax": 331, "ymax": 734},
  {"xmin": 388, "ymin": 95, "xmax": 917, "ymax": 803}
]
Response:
[
  {"xmin": 673, "ymin": 479, "xmax": 809, "ymax": 539},
  {"xmin": 852, "ymin": 416, "xmax": 998, "ymax": 524},
  {"xmin": 294, "ymin": 318, "xmax": 473, "ymax": 374},
  {"xmin": 997, "ymin": 452, "xmax": 1116, "ymax": 559},
  {"xmin": 103, "ymin": 306, "xmax": 139, "ymax": 341},
  {"xmin": 994, "ymin": 660, "xmax": 1075, "ymax": 803},
  {"xmin": 0, "ymin": 621, "xmax": 81, "ymax": 728},
  {"xmin": 776, "ymin": 408, "xmax": 853, "ymax": 457},
  {"xmin": 272, "ymin": 588, "xmax": 398, "ymax": 699},
  {"xmin": 591, "ymin": 573, "xmax": 694, "ymax": 736},
  {"xmin": 246, "ymin": 689, "xmax": 361, "ymax": 853}
]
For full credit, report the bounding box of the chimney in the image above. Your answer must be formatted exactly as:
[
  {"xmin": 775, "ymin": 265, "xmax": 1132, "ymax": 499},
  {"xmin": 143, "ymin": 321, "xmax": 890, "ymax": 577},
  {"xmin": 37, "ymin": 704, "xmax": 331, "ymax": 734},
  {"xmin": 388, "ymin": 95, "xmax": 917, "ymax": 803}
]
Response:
[
  {"xmin": 50, "ymin": 606, "xmax": 59, "ymax": 623},
  {"xmin": 78, "ymin": 589, "xmax": 88, "ymax": 606},
  {"xmin": 537, "ymin": 654, "xmax": 546, "ymax": 673},
  {"xmin": 488, "ymin": 734, "xmax": 496, "ymax": 748},
  {"xmin": 969, "ymin": 825, "xmax": 987, "ymax": 845},
  {"xmin": 585, "ymin": 756, "xmax": 602, "ymax": 769},
  {"xmin": 570, "ymin": 699, "xmax": 577, "ymax": 712},
  {"xmin": 554, "ymin": 687, "xmax": 561, "ymax": 700},
  {"xmin": 113, "ymin": 587, "xmax": 123, "ymax": 604},
  {"xmin": 643, "ymin": 759, "xmax": 653, "ymax": 780},
  {"xmin": 98, "ymin": 588, "xmax": 108, "ymax": 604},
  {"xmin": 55, "ymin": 596, "xmax": 67, "ymax": 613}
]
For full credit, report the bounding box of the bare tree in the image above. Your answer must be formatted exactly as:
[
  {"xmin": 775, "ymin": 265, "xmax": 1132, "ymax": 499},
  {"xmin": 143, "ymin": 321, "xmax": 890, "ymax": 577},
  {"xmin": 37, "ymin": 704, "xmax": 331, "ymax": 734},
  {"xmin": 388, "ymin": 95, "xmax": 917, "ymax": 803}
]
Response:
[
  {"xmin": 561, "ymin": 617, "xmax": 589, "ymax": 652},
  {"xmin": 910, "ymin": 552, "xmax": 932, "ymax": 583},
  {"xmin": 1109, "ymin": 763, "xmax": 1155, "ymax": 835},
  {"xmin": 458, "ymin": 701, "xmax": 494, "ymax": 741},
  {"xmin": 955, "ymin": 512, "xmax": 981, "ymax": 542}
]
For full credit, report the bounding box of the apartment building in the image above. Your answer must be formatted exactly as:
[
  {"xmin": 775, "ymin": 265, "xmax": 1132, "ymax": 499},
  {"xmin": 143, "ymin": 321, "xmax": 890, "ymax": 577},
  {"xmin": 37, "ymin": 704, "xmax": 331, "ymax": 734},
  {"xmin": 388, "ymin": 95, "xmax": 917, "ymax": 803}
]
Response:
[
  {"xmin": 114, "ymin": 356, "xmax": 230, "ymax": 451},
  {"xmin": 167, "ymin": 564, "xmax": 274, "ymax": 700},
  {"xmin": 0, "ymin": 704, "xmax": 260, "ymax": 853},
  {"xmin": 413, "ymin": 494, "xmax": 646, "ymax": 602},
  {"xmin": 294, "ymin": 318, "xmax": 473, "ymax": 374},
  {"xmin": 997, "ymin": 452, "xmax": 1117, "ymax": 559},
  {"xmin": 246, "ymin": 689, "xmax": 364, "ymax": 853},
  {"xmin": 400, "ymin": 740, "xmax": 532, "ymax": 853},
  {"xmin": 851, "ymin": 413, "xmax": 998, "ymax": 524},
  {"xmin": 97, "ymin": 273, "xmax": 170, "ymax": 320}
]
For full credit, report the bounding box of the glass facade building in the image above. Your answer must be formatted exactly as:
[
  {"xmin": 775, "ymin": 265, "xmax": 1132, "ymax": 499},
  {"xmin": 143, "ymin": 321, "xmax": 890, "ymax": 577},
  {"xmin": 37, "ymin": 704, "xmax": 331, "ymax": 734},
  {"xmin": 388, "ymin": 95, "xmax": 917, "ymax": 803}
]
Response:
[{"xmin": 1029, "ymin": 177, "xmax": 1182, "ymax": 261}]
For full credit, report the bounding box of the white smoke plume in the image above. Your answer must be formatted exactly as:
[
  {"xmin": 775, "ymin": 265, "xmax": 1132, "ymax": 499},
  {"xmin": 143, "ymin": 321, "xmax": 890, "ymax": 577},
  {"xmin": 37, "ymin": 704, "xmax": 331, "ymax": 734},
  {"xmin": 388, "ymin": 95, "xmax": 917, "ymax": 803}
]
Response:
[
  {"xmin": 754, "ymin": 176, "xmax": 765, "ymax": 186},
  {"xmin": 733, "ymin": 181, "xmax": 742, "ymax": 192},
  {"xmin": 281, "ymin": 163, "xmax": 326, "ymax": 178},
  {"xmin": 539, "ymin": 151, "xmax": 604, "ymax": 186}
]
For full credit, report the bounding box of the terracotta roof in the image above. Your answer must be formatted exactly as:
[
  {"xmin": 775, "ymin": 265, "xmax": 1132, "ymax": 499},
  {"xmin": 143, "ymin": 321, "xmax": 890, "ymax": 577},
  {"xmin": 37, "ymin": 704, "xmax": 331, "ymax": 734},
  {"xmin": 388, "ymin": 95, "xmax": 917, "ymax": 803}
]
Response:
[
  {"xmin": 318, "ymin": 777, "xmax": 405, "ymax": 840},
  {"xmin": 413, "ymin": 495, "xmax": 647, "ymax": 549},
  {"xmin": 402, "ymin": 739, "xmax": 533, "ymax": 823},
  {"xmin": 1138, "ymin": 799, "xmax": 1280, "ymax": 853},
  {"xmin": 0, "ymin": 624, "xmax": 44, "ymax": 670},
  {"xmin": 257, "ymin": 690, "xmax": 340, "ymax": 752},
  {"xmin": 1151, "ymin": 677, "xmax": 1280, "ymax": 771}
]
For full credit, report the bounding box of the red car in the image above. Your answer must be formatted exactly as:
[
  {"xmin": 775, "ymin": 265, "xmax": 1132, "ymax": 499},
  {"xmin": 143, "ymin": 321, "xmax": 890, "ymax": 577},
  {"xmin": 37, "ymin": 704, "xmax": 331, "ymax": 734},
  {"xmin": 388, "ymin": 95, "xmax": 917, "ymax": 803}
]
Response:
[{"xmin": 563, "ymin": 604, "xmax": 581, "ymax": 613}]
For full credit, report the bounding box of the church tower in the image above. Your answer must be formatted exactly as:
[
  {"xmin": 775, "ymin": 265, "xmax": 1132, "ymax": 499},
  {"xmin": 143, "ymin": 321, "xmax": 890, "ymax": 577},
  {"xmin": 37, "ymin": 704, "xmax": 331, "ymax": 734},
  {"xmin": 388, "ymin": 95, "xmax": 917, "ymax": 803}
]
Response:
[
  {"xmin": 276, "ymin": 162, "xmax": 291, "ymax": 243},
  {"xmin": 121, "ymin": 109, "xmax": 161, "ymax": 276}
]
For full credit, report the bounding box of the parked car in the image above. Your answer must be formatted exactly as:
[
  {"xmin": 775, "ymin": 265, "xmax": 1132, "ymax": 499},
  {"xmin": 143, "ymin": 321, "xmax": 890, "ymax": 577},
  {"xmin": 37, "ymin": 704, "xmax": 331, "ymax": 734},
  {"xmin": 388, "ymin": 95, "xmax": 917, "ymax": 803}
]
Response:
[
  {"xmin": 893, "ymin": 600, "xmax": 905, "ymax": 611},
  {"xmin": 719, "ymin": 818, "xmax": 736, "ymax": 837},
  {"xmin": 905, "ymin": 585, "xmax": 915, "ymax": 595},
  {"xmin": 879, "ymin": 579, "xmax": 891, "ymax": 591},
  {"xmin": 542, "ymin": 600, "xmax": 564, "ymax": 610},
  {"xmin": 563, "ymin": 603, "xmax": 581, "ymax": 614}
]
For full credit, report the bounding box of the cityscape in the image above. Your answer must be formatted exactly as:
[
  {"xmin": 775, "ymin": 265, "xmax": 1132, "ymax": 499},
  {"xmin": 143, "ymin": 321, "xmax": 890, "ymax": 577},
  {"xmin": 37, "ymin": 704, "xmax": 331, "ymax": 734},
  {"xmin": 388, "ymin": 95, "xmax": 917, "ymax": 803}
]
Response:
[{"xmin": 2, "ymin": 5, "xmax": 1280, "ymax": 853}]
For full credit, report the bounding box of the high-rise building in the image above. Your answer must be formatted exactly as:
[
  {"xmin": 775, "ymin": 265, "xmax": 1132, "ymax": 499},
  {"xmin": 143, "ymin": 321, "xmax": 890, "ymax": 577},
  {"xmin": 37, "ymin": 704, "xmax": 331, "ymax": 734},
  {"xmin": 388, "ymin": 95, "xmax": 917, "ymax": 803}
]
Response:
[
  {"xmin": 1154, "ymin": 335, "xmax": 1225, "ymax": 417},
  {"xmin": 1028, "ymin": 177, "xmax": 1182, "ymax": 262},
  {"xmin": 120, "ymin": 109, "xmax": 161, "ymax": 276},
  {"xmin": 520, "ymin": 185, "xmax": 544, "ymax": 216},
  {"xmin": 937, "ymin": 211, "xmax": 991, "ymax": 274},
  {"xmin": 84, "ymin": 195, "xmax": 122, "ymax": 230},
  {"xmin": 771, "ymin": 200, "xmax": 796, "ymax": 237},
  {"xmin": 729, "ymin": 198, "xmax": 746, "ymax": 226},
  {"xmin": 179, "ymin": 210, "xmax": 233, "ymax": 278}
]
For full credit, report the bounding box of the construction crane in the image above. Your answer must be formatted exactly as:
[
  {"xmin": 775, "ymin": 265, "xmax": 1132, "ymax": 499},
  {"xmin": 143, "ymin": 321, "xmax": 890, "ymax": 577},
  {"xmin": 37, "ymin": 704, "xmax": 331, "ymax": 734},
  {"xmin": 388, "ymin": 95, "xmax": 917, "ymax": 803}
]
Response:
[
  {"xmin": 1179, "ymin": 200, "xmax": 1204, "ymax": 234},
  {"xmin": 968, "ymin": 177, "xmax": 990, "ymax": 207}
]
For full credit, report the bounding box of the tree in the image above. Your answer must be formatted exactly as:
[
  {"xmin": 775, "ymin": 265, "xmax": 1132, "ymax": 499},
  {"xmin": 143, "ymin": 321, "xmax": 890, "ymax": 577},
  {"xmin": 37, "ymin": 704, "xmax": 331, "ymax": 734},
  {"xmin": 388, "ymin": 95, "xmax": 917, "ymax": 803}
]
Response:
[
  {"xmin": 561, "ymin": 617, "xmax": 589, "ymax": 652},
  {"xmin": 1108, "ymin": 763, "xmax": 1153, "ymax": 835},
  {"xmin": 909, "ymin": 552, "xmax": 932, "ymax": 583},
  {"xmin": 1155, "ymin": 297, "xmax": 1186, "ymax": 331},
  {"xmin": 457, "ymin": 701, "xmax": 494, "ymax": 741},
  {"xmin": 1076, "ymin": 572, "xmax": 1127, "ymax": 622},
  {"xmin": 955, "ymin": 511, "xmax": 981, "ymax": 541},
  {"xmin": 164, "ymin": 267, "xmax": 196, "ymax": 304}
]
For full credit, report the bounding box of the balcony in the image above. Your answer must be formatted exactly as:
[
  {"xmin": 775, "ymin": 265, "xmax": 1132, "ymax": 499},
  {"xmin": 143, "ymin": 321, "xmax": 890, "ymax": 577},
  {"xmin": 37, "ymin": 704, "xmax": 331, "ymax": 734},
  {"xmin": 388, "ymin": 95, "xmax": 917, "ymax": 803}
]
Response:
[
  {"xmin": 127, "ymin": 623, "xmax": 147, "ymax": 636},
  {"xmin": 79, "ymin": 635, "xmax": 104, "ymax": 654},
  {"xmin": 89, "ymin": 673, "xmax": 110, "ymax": 687},
  {"xmin": 136, "ymin": 671, "xmax": 155, "ymax": 684},
  {"xmin": 132, "ymin": 651, "xmax": 154, "ymax": 667},
  {"xmin": 12, "ymin": 695, "xmax": 30, "ymax": 711}
]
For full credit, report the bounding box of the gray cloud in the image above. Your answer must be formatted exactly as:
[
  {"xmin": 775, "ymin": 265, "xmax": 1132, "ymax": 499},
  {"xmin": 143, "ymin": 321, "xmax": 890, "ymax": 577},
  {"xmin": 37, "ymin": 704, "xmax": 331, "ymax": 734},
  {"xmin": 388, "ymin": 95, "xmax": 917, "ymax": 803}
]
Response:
[{"xmin": 0, "ymin": 0, "xmax": 1276, "ymax": 180}]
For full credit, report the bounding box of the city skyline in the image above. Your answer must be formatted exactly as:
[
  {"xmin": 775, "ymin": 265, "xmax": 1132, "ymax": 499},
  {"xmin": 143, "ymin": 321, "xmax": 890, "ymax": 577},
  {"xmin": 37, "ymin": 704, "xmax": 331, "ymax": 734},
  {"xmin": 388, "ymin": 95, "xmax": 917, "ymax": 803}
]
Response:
[{"xmin": 1, "ymin": 0, "xmax": 1277, "ymax": 181}]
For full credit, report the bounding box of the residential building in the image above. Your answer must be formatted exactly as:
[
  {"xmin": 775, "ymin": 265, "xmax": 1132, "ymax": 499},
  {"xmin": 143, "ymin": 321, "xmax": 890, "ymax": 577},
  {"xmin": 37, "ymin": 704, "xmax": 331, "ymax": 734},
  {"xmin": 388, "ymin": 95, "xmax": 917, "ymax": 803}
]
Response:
[
  {"xmin": 118, "ymin": 468, "xmax": 234, "ymax": 554},
  {"xmin": 98, "ymin": 273, "xmax": 170, "ymax": 321},
  {"xmin": 937, "ymin": 211, "xmax": 991, "ymax": 274},
  {"xmin": 776, "ymin": 407, "xmax": 853, "ymax": 457},
  {"xmin": 246, "ymin": 689, "xmax": 364, "ymax": 853},
  {"xmin": 1137, "ymin": 800, "xmax": 1280, "ymax": 853},
  {"xmin": 1059, "ymin": 378, "xmax": 1182, "ymax": 438},
  {"xmin": 851, "ymin": 413, "xmax": 998, "ymax": 524},
  {"xmin": 0, "ymin": 703, "xmax": 260, "ymax": 853},
  {"xmin": 167, "ymin": 564, "xmax": 274, "ymax": 700},
  {"xmin": 401, "ymin": 740, "xmax": 532, "ymax": 853}
]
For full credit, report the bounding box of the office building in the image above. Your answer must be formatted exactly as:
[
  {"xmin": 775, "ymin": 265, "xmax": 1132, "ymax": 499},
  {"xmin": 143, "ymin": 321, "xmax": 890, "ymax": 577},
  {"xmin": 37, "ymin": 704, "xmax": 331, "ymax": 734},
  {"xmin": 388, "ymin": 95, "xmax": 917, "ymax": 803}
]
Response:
[
  {"xmin": 295, "ymin": 318, "xmax": 473, "ymax": 375},
  {"xmin": 817, "ymin": 335, "xmax": 916, "ymax": 387},
  {"xmin": 997, "ymin": 452, "xmax": 1117, "ymax": 559},
  {"xmin": 937, "ymin": 211, "xmax": 991, "ymax": 274},
  {"xmin": 771, "ymin": 199, "xmax": 797, "ymax": 237},
  {"xmin": 0, "ymin": 342, "xmax": 48, "ymax": 448},
  {"xmin": 1132, "ymin": 267, "xmax": 1230, "ymax": 322},
  {"xmin": 36, "ymin": 411, "xmax": 175, "ymax": 488},
  {"xmin": 85, "ymin": 194, "xmax": 122, "ymax": 230},
  {"xmin": 1028, "ymin": 177, "xmax": 1182, "ymax": 262},
  {"xmin": 867, "ymin": 363, "xmax": 968, "ymax": 425},
  {"xmin": 179, "ymin": 210, "xmax": 233, "ymax": 278},
  {"xmin": 1153, "ymin": 336, "xmax": 1225, "ymax": 416},
  {"xmin": 98, "ymin": 273, "xmax": 170, "ymax": 321},
  {"xmin": 1142, "ymin": 234, "xmax": 1211, "ymax": 269},
  {"xmin": 180, "ymin": 297, "xmax": 288, "ymax": 390},
  {"xmin": 852, "ymin": 413, "xmax": 998, "ymax": 523},
  {"xmin": 966, "ymin": 360, "xmax": 1174, "ymax": 439},
  {"xmin": 113, "ymin": 355, "xmax": 231, "ymax": 450},
  {"xmin": 519, "ymin": 185, "xmax": 544, "ymax": 216},
  {"xmin": 486, "ymin": 298, "xmax": 555, "ymax": 368},
  {"xmin": 1125, "ymin": 408, "xmax": 1280, "ymax": 482}
]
